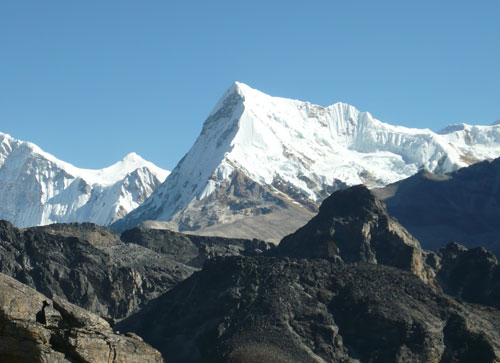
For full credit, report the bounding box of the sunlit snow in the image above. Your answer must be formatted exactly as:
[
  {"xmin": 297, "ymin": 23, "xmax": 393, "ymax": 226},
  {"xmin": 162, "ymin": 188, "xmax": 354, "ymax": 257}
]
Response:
[
  {"xmin": 0, "ymin": 132, "xmax": 170, "ymax": 227},
  {"xmin": 123, "ymin": 82, "xmax": 500, "ymax": 226}
]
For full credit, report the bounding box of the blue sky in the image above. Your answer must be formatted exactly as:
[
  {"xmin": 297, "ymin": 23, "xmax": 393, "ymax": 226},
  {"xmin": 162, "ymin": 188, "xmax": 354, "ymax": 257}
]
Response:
[{"xmin": 1, "ymin": 1, "xmax": 499, "ymax": 170}]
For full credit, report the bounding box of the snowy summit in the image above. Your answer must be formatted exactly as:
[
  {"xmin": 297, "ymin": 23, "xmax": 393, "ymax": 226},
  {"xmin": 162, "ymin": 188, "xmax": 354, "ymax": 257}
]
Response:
[
  {"xmin": 114, "ymin": 82, "xmax": 500, "ymax": 240},
  {"xmin": 0, "ymin": 132, "xmax": 169, "ymax": 227}
]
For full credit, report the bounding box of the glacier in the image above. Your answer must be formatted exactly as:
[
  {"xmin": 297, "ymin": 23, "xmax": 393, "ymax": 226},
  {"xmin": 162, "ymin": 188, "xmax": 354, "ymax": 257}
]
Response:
[
  {"xmin": 113, "ymin": 82, "xmax": 500, "ymax": 239},
  {"xmin": 0, "ymin": 132, "xmax": 169, "ymax": 227}
]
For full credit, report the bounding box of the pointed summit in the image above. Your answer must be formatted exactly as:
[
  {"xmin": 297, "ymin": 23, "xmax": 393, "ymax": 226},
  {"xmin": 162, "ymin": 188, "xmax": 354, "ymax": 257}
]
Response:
[
  {"xmin": 121, "ymin": 152, "xmax": 143, "ymax": 162},
  {"xmin": 114, "ymin": 83, "xmax": 500, "ymax": 240}
]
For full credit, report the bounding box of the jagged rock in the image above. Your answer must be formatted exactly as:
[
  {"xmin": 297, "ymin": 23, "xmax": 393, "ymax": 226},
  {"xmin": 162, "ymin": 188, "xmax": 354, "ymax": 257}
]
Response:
[
  {"xmin": 121, "ymin": 227, "xmax": 274, "ymax": 268},
  {"xmin": 273, "ymin": 185, "xmax": 432, "ymax": 282},
  {"xmin": 0, "ymin": 220, "xmax": 278, "ymax": 320},
  {"xmin": 0, "ymin": 272, "xmax": 163, "ymax": 362},
  {"xmin": 117, "ymin": 256, "xmax": 500, "ymax": 363},
  {"xmin": 0, "ymin": 220, "xmax": 195, "ymax": 319},
  {"xmin": 434, "ymin": 242, "xmax": 500, "ymax": 308}
]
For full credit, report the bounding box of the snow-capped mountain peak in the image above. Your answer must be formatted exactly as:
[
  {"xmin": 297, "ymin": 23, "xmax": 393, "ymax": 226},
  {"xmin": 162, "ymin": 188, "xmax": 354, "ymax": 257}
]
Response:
[
  {"xmin": 113, "ymin": 82, "xmax": 500, "ymax": 239},
  {"xmin": 0, "ymin": 132, "xmax": 170, "ymax": 227}
]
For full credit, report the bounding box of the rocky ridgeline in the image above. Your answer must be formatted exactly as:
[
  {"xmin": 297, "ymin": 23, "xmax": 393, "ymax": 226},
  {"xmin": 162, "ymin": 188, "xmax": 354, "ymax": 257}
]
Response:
[
  {"xmin": 0, "ymin": 220, "xmax": 194, "ymax": 320},
  {"xmin": 0, "ymin": 272, "xmax": 163, "ymax": 362},
  {"xmin": 121, "ymin": 226, "xmax": 273, "ymax": 268},
  {"xmin": 0, "ymin": 220, "xmax": 272, "ymax": 321},
  {"xmin": 273, "ymin": 185, "xmax": 432, "ymax": 282},
  {"xmin": 2, "ymin": 184, "xmax": 500, "ymax": 362},
  {"xmin": 117, "ymin": 185, "xmax": 500, "ymax": 362}
]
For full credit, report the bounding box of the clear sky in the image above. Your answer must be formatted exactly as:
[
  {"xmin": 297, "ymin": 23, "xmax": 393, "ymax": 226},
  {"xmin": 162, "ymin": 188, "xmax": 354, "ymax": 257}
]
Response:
[{"xmin": 1, "ymin": 1, "xmax": 499, "ymax": 170}]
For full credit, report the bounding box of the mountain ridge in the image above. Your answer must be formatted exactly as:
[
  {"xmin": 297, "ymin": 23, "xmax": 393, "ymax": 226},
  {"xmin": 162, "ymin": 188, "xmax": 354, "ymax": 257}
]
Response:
[
  {"xmin": 0, "ymin": 132, "xmax": 169, "ymax": 227},
  {"xmin": 114, "ymin": 82, "xmax": 500, "ymax": 237}
]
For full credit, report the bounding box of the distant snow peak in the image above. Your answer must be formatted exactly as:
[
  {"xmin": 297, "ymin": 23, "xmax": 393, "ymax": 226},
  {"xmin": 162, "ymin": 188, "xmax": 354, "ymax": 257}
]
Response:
[
  {"xmin": 114, "ymin": 82, "xmax": 500, "ymax": 237},
  {"xmin": 0, "ymin": 133, "xmax": 170, "ymax": 227},
  {"xmin": 122, "ymin": 152, "xmax": 142, "ymax": 162}
]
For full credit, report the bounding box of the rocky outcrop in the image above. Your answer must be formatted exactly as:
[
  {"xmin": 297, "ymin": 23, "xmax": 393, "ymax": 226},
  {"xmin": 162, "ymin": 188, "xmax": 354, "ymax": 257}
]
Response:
[
  {"xmin": 434, "ymin": 242, "xmax": 500, "ymax": 309},
  {"xmin": 32, "ymin": 222, "xmax": 122, "ymax": 248},
  {"xmin": 0, "ymin": 220, "xmax": 279, "ymax": 320},
  {"xmin": 121, "ymin": 227, "xmax": 274, "ymax": 268},
  {"xmin": 273, "ymin": 185, "xmax": 431, "ymax": 282},
  {"xmin": 373, "ymin": 158, "xmax": 500, "ymax": 255},
  {"xmin": 117, "ymin": 256, "xmax": 500, "ymax": 363},
  {"xmin": 0, "ymin": 220, "xmax": 196, "ymax": 319},
  {"xmin": 0, "ymin": 272, "xmax": 163, "ymax": 362}
]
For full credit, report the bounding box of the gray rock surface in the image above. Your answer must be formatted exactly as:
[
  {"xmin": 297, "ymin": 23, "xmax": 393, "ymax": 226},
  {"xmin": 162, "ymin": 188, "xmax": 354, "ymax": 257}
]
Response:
[
  {"xmin": 0, "ymin": 220, "xmax": 196, "ymax": 319},
  {"xmin": 0, "ymin": 272, "xmax": 163, "ymax": 362},
  {"xmin": 434, "ymin": 242, "xmax": 500, "ymax": 308},
  {"xmin": 117, "ymin": 256, "xmax": 500, "ymax": 363},
  {"xmin": 121, "ymin": 226, "xmax": 274, "ymax": 268},
  {"xmin": 273, "ymin": 185, "xmax": 432, "ymax": 283},
  {"xmin": 32, "ymin": 222, "xmax": 122, "ymax": 248},
  {"xmin": 0, "ymin": 221, "xmax": 277, "ymax": 320}
]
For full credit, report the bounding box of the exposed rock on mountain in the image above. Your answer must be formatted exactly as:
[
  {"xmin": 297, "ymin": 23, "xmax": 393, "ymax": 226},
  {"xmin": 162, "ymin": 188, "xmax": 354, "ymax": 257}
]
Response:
[
  {"xmin": 435, "ymin": 242, "xmax": 500, "ymax": 309},
  {"xmin": 33, "ymin": 222, "xmax": 122, "ymax": 248},
  {"xmin": 121, "ymin": 226, "xmax": 274, "ymax": 268},
  {"xmin": 117, "ymin": 256, "xmax": 500, "ymax": 363},
  {"xmin": 0, "ymin": 220, "xmax": 195, "ymax": 319},
  {"xmin": 0, "ymin": 132, "xmax": 169, "ymax": 227},
  {"xmin": 114, "ymin": 82, "xmax": 500, "ymax": 241},
  {"xmin": 0, "ymin": 272, "xmax": 163, "ymax": 362},
  {"xmin": 373, "ymin": 157, "xmax": 500, "ymax": 255},
  {"xmin": 0, "ymin": 220, "xmax": 278, "ymax": 320},
  {"xmin": 273, "ymin": 185, "xmax": 431, "ymax": 282}
]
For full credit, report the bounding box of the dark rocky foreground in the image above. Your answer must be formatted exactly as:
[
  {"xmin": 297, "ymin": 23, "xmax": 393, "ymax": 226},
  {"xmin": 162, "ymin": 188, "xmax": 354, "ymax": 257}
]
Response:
[
  {"xmin": 373, "ymin": 157, "xmax": 500, "ymax": 256},
  {"xmin": 0, "ymin": 220, "xmax": 195, "ymax": 320},
  {"xmin": 272, "ymin": 185, "xmax": 500, "ymax": 310},
  {"xmin": 0, "ymin": 272, "xmax": 163, "ymax": 362},
  {"xmin": 0, "ymin": 221, "xmax": 272, "ymax": 321},
  {"xmin": 117, "ymin": 185, "xmax": 500, "ymax": 362},
  {"xmin": 435, "ymin": 242, "xmax": 500, "ymax": 309},
  {"xmin": 117, "ymin": 256, "xmax": 500, "ymax": 362},
  {"xmin": 2, "ymin": 184, "xmax": 500, "ymax": 362}
]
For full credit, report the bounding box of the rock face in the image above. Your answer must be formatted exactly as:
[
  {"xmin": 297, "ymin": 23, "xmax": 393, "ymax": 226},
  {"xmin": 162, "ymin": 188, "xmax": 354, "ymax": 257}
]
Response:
[
  {"xmin": 373, "ymin": 157, "xmax": 500, "ymax": 255},
  {"xmin": 0, "ymin": 220, "xmax": 278, "ymax": 320},
  {"xmin": 0, "ymin": 272, "xmax": 163, "ymax": 362},
  {"xmin": 121, "ymin": 227, "xmax": 274, "ymax": 268},
  {"xmin": 435, "ymin": 242, "xmax": 500, "ymax": 309},
  {"xmin": 0, "ymin": 220, "xmax": 195, "ymax": 319},
  {"xmin": 273, "ymin": 185, "xmax": 429, "ymax": 281},
  {"xmin": 117, "ymin": 256, "xmax": 500, "ymax": 363},
  {"xmin": 33, "ymin": 222, "xmax": 123, "ymax": 248}
]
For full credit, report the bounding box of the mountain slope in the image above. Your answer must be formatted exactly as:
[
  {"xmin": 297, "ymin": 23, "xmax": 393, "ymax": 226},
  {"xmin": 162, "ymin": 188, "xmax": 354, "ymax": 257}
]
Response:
[
  {"xmin": 0, "ymin": 132, "xmax": 169, "ymax": 227},
  {"xmin": 117, "ymin": 257, "xmax": 500, "ymax": 363},
  {"xmin": 0, "ymin": 220, "xmax": 194, "ymax": 319},
  {"xmin": 373, "ymin": 157, "xmax": 500, "ymax": 254},
  {"xmin": 117, "ymin": 185, "xmax": 500, "ymax": 362},
  {"xmin": 114, "ymin": 82, "xmax": 500, "ymax": 236},
  {"xmin": 0, "ymin": 272, "xmax": 164, "ymax": 362}
]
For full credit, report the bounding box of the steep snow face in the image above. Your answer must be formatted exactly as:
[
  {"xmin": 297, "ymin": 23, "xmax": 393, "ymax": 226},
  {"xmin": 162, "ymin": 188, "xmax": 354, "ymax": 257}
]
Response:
[
  {"xmin": 116, "ymin": 82, "xmax": 500, "ymax": 231},
  {"xmin": 0, "ymin": 133, "xmax": 169, "ymax": 227}
]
